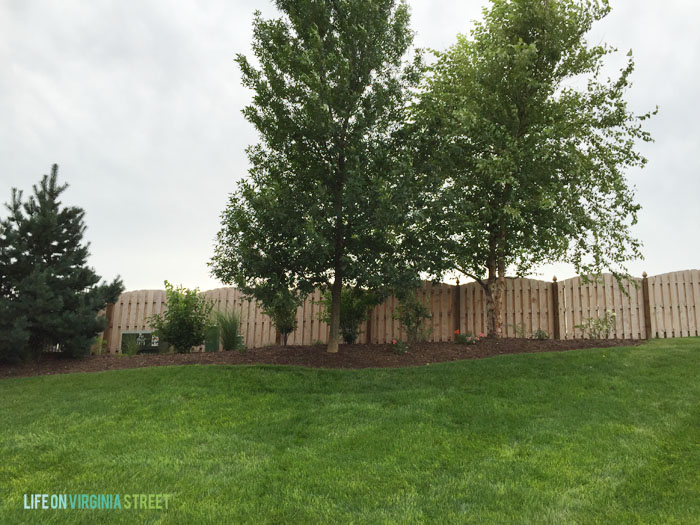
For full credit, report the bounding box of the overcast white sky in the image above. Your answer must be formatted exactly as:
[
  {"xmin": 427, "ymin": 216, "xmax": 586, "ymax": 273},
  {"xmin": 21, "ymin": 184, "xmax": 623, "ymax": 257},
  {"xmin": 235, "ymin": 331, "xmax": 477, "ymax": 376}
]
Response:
[{"xmin": 1, "ymin": 1, "xmax": 698, "ymax": 291}]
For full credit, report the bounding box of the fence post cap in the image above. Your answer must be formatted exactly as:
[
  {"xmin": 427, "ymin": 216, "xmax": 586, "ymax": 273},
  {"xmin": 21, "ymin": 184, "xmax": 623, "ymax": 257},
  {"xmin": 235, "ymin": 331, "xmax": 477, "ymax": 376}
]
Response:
[
  {"xmin": 552, "ymin": 275, "xmax": 557, "ymax": 282},
  {"xmin": 642, "ymin": 271, "xmax": 648, "ymax": 278}
]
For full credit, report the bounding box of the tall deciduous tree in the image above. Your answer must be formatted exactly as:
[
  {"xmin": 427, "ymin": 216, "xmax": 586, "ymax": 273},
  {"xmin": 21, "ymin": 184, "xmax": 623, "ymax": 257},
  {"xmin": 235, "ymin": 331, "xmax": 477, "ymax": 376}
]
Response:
[
  {"xmin": 412, "ymin": 0, "xmax": 654, "ymax": 337},
  {"xmin": 0, "ymin": 165, "xmax": 123, "ymax": 362},
  {"xmin": 210, "ymin": 0, "xmax": 422, "ymax": 352}
]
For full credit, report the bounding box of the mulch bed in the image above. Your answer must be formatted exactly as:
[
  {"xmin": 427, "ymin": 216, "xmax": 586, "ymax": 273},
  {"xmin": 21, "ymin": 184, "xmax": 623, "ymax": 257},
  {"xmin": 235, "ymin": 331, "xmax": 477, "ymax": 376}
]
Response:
[{"xmin": 0, "ymin": 338, "xmax": 642, "ymax": 380}]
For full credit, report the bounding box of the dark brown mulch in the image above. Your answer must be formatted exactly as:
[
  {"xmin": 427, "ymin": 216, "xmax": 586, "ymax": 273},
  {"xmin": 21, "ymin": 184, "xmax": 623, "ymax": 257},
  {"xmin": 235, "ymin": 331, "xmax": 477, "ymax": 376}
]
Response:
[{"xmin": 0, "ymin": 338, "xmax": 643, "ymax": 380}]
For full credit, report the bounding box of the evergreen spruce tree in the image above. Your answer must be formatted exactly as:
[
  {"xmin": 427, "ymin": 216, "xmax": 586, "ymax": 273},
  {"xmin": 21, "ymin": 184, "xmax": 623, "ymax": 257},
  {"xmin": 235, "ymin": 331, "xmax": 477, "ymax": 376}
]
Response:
[{"xmin": 0, "ymin": 165, "xmax": 123, "ymax": 362}]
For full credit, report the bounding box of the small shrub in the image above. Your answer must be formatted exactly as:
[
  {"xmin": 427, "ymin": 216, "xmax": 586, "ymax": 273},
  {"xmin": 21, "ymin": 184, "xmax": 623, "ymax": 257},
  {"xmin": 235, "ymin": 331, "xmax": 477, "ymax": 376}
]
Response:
[
  {"xmin": 393, "ymin": 292, "xmax": 432, "ymax": 343},
  {"xmin": 391, "ymin": 338, "xmax": 408, "ymax": 355},
  {"xmin": 510, "ymin": 323, "xmax": 527, "ymax": 338},
  {"xmin": 261, "ymin": 290, "xmax": 300, "ymax": 345},
  {"xmin": 576, "ymin": 311, "xmax": 617, "ymax": 339},
  {"xmin": 122, "ymin": 338, "xmax": 140, "ymax": 357},
  {"xmin": 91, "ymin": 335, "xmax": 107, "ymax": 355},
  {"xmin": 320, "ymin": 287, "xmax": 380, "ymax": 344},
  {"xmin": 455, "ymin": 330, "xmax": 480, "ymax": 345},
  {"xmin": 148, "ymin": 281, "xmax": 214, "ymax": 353},
  {"xmin": 532, "ymin": 329, "xmax": 549, "ymax": 340},
  {"xmin": 215, "ymin": 309, "xmax": 246, "ymax": 352}
]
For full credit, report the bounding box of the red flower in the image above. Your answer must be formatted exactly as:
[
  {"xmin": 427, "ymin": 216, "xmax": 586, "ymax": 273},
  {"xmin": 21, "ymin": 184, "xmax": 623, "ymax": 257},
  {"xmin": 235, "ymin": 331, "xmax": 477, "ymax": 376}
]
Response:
[
  {"xmin": 454, "ymin": 329, "xmax": 460, "ymax": 335},
  {"xmin": 391, "ymin": 339, "xmax": 397, "ymax": 344}
]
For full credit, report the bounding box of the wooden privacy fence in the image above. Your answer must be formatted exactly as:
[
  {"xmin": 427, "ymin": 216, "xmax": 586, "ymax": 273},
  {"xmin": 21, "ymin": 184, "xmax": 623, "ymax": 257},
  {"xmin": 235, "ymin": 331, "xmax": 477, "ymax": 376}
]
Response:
[{"xmin": 101, "ymin": 269, "xmax": 700, "ymax": 353}]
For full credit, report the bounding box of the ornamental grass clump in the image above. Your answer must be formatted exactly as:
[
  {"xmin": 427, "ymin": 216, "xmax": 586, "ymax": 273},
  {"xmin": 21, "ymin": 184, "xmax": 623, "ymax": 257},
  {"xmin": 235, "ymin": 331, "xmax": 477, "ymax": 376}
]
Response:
[{"xmin": 215, "ymin": 309, "xmax": 246, "ymax": 353}]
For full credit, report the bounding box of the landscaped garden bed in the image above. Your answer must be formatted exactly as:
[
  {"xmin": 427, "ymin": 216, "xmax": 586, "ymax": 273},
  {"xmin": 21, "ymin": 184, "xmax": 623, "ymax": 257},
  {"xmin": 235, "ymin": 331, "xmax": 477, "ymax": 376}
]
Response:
[{"xmin": 0, "ymin": 338, "xmax": 642, "ymax": 379}]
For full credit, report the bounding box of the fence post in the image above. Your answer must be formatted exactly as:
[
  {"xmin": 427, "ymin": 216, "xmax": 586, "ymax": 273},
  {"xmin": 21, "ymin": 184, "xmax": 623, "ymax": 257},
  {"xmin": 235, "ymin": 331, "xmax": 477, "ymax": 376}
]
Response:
[
  {"xmin": 642, "ymin": 272, "xmax": 653, "ymax": 340},
  {"xmin": 551, "ymin": 276, "xmax": 561, "ymax": 340}
]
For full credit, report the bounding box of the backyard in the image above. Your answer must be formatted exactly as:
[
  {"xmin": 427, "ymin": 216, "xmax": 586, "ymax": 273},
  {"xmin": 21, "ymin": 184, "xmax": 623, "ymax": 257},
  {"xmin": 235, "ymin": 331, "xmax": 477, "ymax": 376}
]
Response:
[{"xmin": 1, "ymin": 338, "xmax": 698, "ymax": 523}]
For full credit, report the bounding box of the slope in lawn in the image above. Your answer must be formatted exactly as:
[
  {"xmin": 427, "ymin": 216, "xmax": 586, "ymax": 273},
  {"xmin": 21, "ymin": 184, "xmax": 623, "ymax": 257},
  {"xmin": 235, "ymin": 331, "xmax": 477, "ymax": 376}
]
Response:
[{"xmin": 1, "ymin": 339, "xmax": 698, "ymax": 523}]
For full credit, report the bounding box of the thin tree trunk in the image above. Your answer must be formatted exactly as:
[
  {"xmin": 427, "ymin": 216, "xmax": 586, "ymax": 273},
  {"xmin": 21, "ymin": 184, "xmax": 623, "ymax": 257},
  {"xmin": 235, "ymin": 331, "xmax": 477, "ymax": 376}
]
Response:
[
  {"xmin": 327, "ymin": 277, "xmax": 342, "ymax": 353},
  {"xmin": 485, "ymin": 235, "xmax": 507, "ymax": 337},
  {"xmin": 327, "ymin": 120, "xmax": 347, "ymax": 354}
]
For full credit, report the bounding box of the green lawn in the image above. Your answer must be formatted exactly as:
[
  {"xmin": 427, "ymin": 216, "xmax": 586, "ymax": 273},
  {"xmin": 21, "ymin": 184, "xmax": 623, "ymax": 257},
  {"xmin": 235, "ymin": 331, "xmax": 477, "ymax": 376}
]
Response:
[{"xmin": 1, "ymin": 339, "xmax": 699, "ymax": 524}]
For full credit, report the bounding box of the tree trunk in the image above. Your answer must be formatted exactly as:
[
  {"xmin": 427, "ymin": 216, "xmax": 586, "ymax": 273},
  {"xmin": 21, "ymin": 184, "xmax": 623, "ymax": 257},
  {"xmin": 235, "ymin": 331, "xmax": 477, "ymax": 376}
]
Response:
[
  {"xmin": 327, "ymin": 277, "xmax": 342, "ymax": 353},
  {"xmin": 485, "ymin": 257, "xmax": 506, "ymax": 337}
]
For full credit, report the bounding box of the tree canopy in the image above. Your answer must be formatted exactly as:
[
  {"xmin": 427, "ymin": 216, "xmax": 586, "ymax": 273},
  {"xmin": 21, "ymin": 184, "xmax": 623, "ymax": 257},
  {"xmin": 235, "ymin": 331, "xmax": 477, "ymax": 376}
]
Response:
[
  {"xmin": 411, "ymin": 0, "xmax": 654, "ymax": 336},
  {"xmin": 210, "ymin": 0, "xmax": 422, "ymax": 352}
]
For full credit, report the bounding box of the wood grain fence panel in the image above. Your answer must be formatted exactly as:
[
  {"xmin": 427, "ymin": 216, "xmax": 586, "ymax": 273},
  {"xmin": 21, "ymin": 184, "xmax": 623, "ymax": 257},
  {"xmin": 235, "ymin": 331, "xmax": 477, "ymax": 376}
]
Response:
[
  {"xmin": 660, "ymin": 272, "xmax": 672, "ymax": 337},
  {"xmin": 480, "ymin": 286, "xmax": 487, "ymax": 336},
  {"xmin": 394, "ymin": 294, "xmax": 403, "ymax": 342},
  {"xmin": 250, "ymin": 301, "xmax": 260, "ymax": 348},
  {"xmin": 523, "ymin": 280, "xmax": 530, "ymax": 336},
  {"xmin": 118, "ymin": 294, "xmax": 130, "ymax": 339},
  {"xmin": 629, "ymin": 280, "xmax": 641, "ymax": 339},
  {"xmin": 138, "ymin": 291, "xmax": 149, "ymax": 330},
  {"xmin": 109, "ymin": 300, "xmax": 124, "ymax": 351},
  {"xmin": 508, "ymin": 279, "xmax": 523, "ymax": 337},
  {"xmin": 669, "ymin": 272, "xmax": 682, "ymax": 337},
  {"xmin": 466, "ymin": 284, "xmax": 474, "ymax": 335},
  {"xmin": 474, "ymin": 283, "xmax": 481, "ymax": 335},
  {"xmin": 678, "ymin": 271, "xmax": 690, "ymax": 337},
  {"xmin": 681, "ymin": 271, "xmax": 694, "ymax": 337},
  {"xmin": 650, "ymin": 275, "xmax": 662, "ymax": 338},
  {"xmin": 524, "ymin": 279, "xmax": 531, "ymax": 335},
  {"xmin": 245, "ymin": 297, "xmax": 255, "ymax": 347},
  {"xmin": 428, "ymin": 285, "xmax": 437, "ymax": 342},
  {"xmin": 504, "ymin": 279, "xmax": 513, "ymax": 337},
  {"xmin": 598, "ymin": 275, "xmax": 608, "ymax": 337},
  {"xmin": 691, "ymin": 270, "xmax": 700, "ymax": 337},
  {"xmin": 558, "ymin": 281, "xmax": 566, "ymax": 339},
  {"xmin": 542, "ymin": 281, "xmax": 552, "ymax": 336},
  {"xmin": 300, "ymin": 295, "xmax": 310, "ymax": 346},
  {"xmin": 658, "ymin": 273, "xmax": 669, "ymax": 338},
  {"xmin": 615, "ymin": 276, "xmax": 626, "ymax": 339},
  {"xmin": 562, "ymin": 278, "xmax": 571, "ymax": 338},
  {"xmin": 517, "ymin": 279, "xmax": 525, "ymax": 336},
  {"xmin": 686, "ymin": 270, "xmax": 697, "ymax": 337},
  {"xmin": 624, "ymin": 280, "xmax": 635, "ymax": 339},
  {"xmin": 664, "ymin": 273, "xmax": 680, "ymax": 337},
  {"xmin": 441, "ymin": 285, "xmax": 449, "ymax": 342},
  {"xmin": 611, "ymin": 278, "xmax": 624, "ymax": 339},
  {"xmin": 376, "ymin": 296, "xmax": 385, "ymax": 344},
  {"xmin": 515, "ymin": 279, "xmax": 523, "ymax": 336},
  {"xmin": 458, "ymin": 284, "xmax": 466, "ymax": 335},
  {"xmin": 537, "ymin": 280, "xmax": 547, "ymax": 335},
  {"xmin": 647, "ymin": 276, "xmax": 656, "ymax": 338},
  {"xmin": 517, "ymin": 278, "xmax": 526, "ymax": 336},
  {"xmin": 125, "ymin": 293, "xmax": 136, "ymax": 332},
  {"xmin": 567, "ymin": 278, "xmax": 577, "ymax": 339},
  {"xmin": 143, "ymin": 290, "xmax": 155, "ymax": 330}
]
